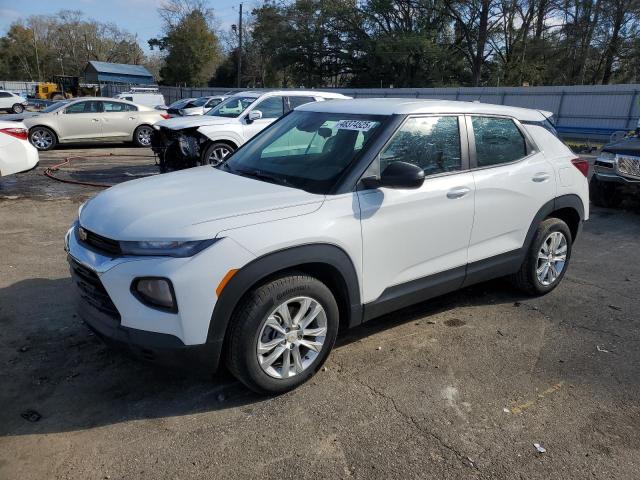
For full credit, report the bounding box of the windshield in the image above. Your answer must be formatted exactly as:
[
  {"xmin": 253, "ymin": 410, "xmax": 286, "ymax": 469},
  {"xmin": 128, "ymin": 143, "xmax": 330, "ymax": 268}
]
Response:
[
  {"xmin": 189, "ymin": 97, "xmax": 210, "ymax": 107},
  {"xmin": 222, "ymin": 111, "xmax": 388, "ymax": 194},
  {"xmin": 42, "ymin": 101, "xmax": 69, "ymax": 113},
  {"xmin": 168, "ymin": 98, "xmax": 193, "ymax": 109},
  {"xmin": 206, "ymin": 96, "xmax": 257, "ymax": 118}
]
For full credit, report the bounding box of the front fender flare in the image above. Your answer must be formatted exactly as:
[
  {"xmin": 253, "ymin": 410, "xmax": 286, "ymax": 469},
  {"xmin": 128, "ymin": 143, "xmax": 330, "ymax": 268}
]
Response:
[{"xmin": 207, "ymin": 243, "xmax": 362, "ymax": 346}]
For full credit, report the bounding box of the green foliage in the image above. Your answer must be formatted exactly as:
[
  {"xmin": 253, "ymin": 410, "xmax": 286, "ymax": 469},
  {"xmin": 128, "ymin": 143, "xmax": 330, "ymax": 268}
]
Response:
[{"xmin": 150, "ymin": 9, "xmax": 222, "ymax": 86}]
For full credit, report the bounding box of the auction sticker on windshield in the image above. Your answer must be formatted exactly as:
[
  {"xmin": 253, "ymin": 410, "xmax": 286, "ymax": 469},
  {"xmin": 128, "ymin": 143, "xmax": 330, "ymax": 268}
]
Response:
[{"xmin": 335, "ymin": 120, "xmax": 379, "ymax": 131}]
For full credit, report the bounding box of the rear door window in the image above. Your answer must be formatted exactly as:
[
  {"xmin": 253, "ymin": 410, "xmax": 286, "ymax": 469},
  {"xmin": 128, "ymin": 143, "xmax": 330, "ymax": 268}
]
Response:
[
  {"xmin": 471, "ymin": 116, "xmax": 527, "ymax": 167},
  {"xmin": 287, "ymin": 96, "xmax": 316, "ymax": 111},
  {"xmin": 255, "ymin": 96, "xmax": 285, "ymax": 119}
]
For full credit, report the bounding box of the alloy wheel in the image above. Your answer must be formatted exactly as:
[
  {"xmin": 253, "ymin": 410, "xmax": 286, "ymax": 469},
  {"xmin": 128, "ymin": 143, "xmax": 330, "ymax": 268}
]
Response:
[
  {"xmin": 30, "ymin": 129, "xmax": 53, "ymax": 150},
  {"xmin": 536, "ymin": 231, "xmax": 567, "ymax": 286},
  {"xmin": 137, "ymin": 127, "xmax": 153, "ymax": 147},
  {"xmin": 206, "ymin": 146, "xmax": 231, "ymax": 166},
  {"xmin": 256, "ymin": 296, "xmax": 327, "ymax": 379}
]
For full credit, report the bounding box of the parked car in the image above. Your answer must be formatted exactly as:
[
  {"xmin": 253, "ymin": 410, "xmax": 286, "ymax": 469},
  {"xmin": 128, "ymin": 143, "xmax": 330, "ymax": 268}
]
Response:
[
  {"xmin": 66, "ymin": 98, "xmax": 589, "ymax": 394},
  {"xmin": 0, "ymin": 120, "xmax": 39, "ymax": 176},
  {"xmin": 590, "ymin": 121, "xmax": 640, "ymax": 207},
  {"xmin": 0, "ymin": 90, "xmax": 28, "ymax": 114},
  {"xmin": 151, "ymin": 90, "xmax": 350, "ymax": 171},
  {"xmin": 114, "ymin": 90, "xmax": 166, "ymax": 109},
  {"xmin": 166, "ymin": 96, "xmax": 227, "ymax": 117},
  {"xmin": 5, "ymin": 97, "xmax": 169, "ymax": 151}
]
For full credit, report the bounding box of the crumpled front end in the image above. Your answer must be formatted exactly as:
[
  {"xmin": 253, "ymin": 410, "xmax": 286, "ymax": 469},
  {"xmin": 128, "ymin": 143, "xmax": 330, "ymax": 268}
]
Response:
[{"xmin": 151, "ymin": 126, "xmax": 206, "ymax": 172}]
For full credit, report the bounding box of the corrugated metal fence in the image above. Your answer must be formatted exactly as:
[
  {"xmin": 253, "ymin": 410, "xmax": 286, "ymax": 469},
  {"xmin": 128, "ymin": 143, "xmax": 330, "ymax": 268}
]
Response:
[{"xmin": 7, "ymin": 81, "xmax": 639, "ymax": 141}]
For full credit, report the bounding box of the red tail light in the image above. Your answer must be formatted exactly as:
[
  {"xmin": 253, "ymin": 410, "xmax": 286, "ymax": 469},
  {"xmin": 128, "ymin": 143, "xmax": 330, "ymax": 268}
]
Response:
[
  {"xmin": 571, "ymin": 158, "xmax": 589, "ymax": 177},
  {"xmin": 0, "ymin": 127, "xmax": 29, "ymax": 141},
  {"xmin": 160, "ymin": 113, "xmax": 171, "ymax": 119}
]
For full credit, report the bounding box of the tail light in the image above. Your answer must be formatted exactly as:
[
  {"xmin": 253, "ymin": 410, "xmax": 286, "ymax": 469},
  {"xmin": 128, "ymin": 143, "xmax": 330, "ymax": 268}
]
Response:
[
  {"xmin": 571, "ymin": 158, "xmax": 589, "ymax": 177},
  {"xmin": 160, "ymin": 113, "xmax": 171, "ymax": 119},
  {"xmin": 0, "ymin": 127, "xmax": 29, "ymax": 141}
]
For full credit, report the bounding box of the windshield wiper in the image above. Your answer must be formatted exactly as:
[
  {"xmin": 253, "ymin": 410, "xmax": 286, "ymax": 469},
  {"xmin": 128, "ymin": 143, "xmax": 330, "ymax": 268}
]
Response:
[{"xmin": 234, "ymin": 168, "xmax": 288, "ymax": 186}]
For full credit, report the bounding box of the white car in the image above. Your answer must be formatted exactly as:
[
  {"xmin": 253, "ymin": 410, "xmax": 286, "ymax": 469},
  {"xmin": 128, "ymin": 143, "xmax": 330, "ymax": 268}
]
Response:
[
  {"xmin": 166, "ymin": 96, "xmax": 226, "ymax": 117},
  {"xmin": 6, "ymin": 98, "xmax": 169, "ymax": 150},
  {"xmin": 66, "ymin": 99, "xmax": 589, "ymax": 394},
  {"xmin": 115, "ymin": 90, "xmax": 166, "ymax": 109},
  {"xmin": 0, "ymin": 120, "xmax": 39, "ymax": 176},
  {"xmin": 151, "ymin": 90, "xmax": 350, "ymax": 171},
  {"xmin": 0, "ymin": 90, "xmax": 28, "ymax": 114}
]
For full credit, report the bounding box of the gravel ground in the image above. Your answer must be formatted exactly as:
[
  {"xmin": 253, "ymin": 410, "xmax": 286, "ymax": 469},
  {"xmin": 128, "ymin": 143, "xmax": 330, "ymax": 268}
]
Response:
[{"xmin": 1, "ymin": 146, "xmax": 639, "ymax": 479}]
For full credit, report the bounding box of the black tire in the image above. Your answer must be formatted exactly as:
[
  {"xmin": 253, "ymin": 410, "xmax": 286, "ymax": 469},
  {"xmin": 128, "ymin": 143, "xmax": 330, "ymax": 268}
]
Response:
[
  {"xmin": 590, "ymin": 176, "xmax": 622, "ymax": 208},
  {"xmin": 200, "ymin": 142, "xmax": 234, "ymax": 166},
  {"xmin": 11, "ymin": 103, "xmax": 24, "ymax": 114},
  {"xmin": 226, "ymin": 273, "xmax": 339, "ymax": 394},
  {"xmin": 28, "ymin": 126, "xmax": 57, "ymax": 151},
  {"xmin": 511, "ymin": 218, "xmax": 572, "ymax": 296},
  {"xmin": 133, "ymin": 125, "xmax": 153, "ymax": 148}
]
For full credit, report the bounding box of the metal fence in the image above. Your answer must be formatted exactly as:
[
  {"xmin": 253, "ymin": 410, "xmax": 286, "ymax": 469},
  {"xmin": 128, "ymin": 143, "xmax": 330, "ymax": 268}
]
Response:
[{"xmin": 7, "ymin": 81, "xmax": 640, "ymax": 142}]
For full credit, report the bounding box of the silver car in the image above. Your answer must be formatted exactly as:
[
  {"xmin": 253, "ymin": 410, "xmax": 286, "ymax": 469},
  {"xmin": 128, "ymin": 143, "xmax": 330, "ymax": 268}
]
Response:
[{"xmin": 7, "ymin": 97, "xmax": 168, "ymax": 151}]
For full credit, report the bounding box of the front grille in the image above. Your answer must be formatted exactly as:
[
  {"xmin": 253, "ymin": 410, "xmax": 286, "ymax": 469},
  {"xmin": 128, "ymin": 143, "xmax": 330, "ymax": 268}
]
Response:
[
  {"xmin": 79, "ymin": 227, "xmax": 121, "ymax": 256},
  {"xmin": 68, "ymin": 257, "xmax": 121, "ymax": 321},
  {"xmin": 617, "ymin": 156, "xmax": 640, "ymax": 179}
]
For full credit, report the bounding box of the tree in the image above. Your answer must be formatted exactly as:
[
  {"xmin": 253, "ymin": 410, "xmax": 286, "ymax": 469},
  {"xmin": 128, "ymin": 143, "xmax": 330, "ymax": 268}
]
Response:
[{"xmin": 149, "ymin": 2, "xmax": 222, "ymax": 86}]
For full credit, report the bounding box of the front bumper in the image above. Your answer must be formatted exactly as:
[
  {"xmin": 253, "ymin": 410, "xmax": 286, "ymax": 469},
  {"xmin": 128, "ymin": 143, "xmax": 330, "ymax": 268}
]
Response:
[{"xmin": 65, "ymin": 222, "xmax": 255, "ymax": 369}]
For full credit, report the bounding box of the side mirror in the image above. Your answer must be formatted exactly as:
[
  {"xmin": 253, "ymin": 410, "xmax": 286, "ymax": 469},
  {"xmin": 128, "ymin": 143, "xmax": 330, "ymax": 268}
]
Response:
[
  {"xmin": 247, "ymin": 110, "xmax": 262, "ymax": 122},
  {"xmin": 379, "ymin": 161, "xmax": 425, "ymax": 189}
]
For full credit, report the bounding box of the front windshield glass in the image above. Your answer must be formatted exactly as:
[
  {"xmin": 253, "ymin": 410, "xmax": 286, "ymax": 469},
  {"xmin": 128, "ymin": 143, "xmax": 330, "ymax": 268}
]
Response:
[
  {"xmin": 222, "ymin": 111, "xmax": 388, "ymax": 194},
  {"xmin": 206, "ymin": 96, "xmax": 257, "ymax": 118},
  {"xmin": 43, "ymin": 101, "xmax": 69, "ymax": 113},
  {"xmin": 190, "ymin": 97, "xmax": 210, "ymax": 107}
]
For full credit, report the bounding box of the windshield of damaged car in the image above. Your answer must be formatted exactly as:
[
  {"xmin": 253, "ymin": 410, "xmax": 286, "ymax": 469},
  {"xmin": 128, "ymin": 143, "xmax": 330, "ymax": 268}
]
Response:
[
  {"xmin": 206, "ymin": 96, "xmax": 256, "ymax": 118},
  {"xmin": 222, "ymin": 111, "xmax": 387, "ymax": 194},
  {"xmin": 43, "ymin": 100, "xmax": 70, "ymax": 113}
]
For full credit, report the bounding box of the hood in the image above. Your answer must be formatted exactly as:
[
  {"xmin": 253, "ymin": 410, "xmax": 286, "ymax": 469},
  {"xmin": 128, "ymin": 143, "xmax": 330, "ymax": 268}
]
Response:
[
  {"xmin": 155, "ymin": 115, "xmax": 237, "ymax": 130},
  {"xmin": 3, "ymin": 112, "xmax": 43, "ymax": 122},
  {"xmin": 604, "ymin": 137, "xmax": 640, "ymax": 156},
  {"xmin": 80, "ymin": 167, "xmax": 324, "ymax": 241}
]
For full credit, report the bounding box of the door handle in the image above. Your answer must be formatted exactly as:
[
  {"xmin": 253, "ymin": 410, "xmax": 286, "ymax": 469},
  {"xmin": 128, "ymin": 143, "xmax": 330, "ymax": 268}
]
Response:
[
  {"xmin": 447, "ymin": 186, "xmax": 471, "ymax": 199},
  {"xmin": 92, "ymin": 118, "xmax": 100, "ymax": 122},
  {"xmin": 532, "ymin": 172, "xmax": 551, "ymax": 182},
  {"xmin": 128, "ymin": 117, "xmax": 136, "ymax": 120}
]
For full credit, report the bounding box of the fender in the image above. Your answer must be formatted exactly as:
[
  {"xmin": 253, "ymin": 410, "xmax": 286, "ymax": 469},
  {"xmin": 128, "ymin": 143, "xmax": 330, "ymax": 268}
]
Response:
[
  {"xmin": 463, "ymin": 193, "xmax": 585, "ymax": 287},
  {"xmin": 196, "ymin": 126, "xmax": 244, "ymax": 147},
  {"xmin": 206, "ymin": 243, "xmax": 362, "ymax": 345}
]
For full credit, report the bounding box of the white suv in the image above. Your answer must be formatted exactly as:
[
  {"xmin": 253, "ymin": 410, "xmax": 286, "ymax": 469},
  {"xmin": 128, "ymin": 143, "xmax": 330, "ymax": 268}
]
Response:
[
  {"xmin": 0, "ymin": 90, "xmax": 28, "ymax": 114},
  {"xmin": 66, "ymin": 99, "xmax": 589, "ymax": 394},
  {"xmin": 151, "ymin": 90, "xmax": 350, "ymax": 171}
]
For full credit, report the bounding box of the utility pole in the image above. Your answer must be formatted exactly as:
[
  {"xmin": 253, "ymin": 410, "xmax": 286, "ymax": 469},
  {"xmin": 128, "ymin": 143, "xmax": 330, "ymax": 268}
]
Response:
[{"xmin": 237, "ymin": 3, "xmax": 243, "ymax": 89}]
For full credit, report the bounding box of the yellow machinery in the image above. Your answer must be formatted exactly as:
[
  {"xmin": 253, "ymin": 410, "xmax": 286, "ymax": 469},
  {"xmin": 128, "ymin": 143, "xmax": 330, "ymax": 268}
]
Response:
[{"xmin": 33, "ymin": 76, "xmax": 99, "ymax": 100}]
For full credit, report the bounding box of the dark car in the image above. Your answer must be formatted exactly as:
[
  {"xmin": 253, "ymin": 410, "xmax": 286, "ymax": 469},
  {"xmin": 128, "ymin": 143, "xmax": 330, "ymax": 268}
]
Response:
[{"xmin": 590, "ymin": 129, "xmax": 640, "ymax": 207}]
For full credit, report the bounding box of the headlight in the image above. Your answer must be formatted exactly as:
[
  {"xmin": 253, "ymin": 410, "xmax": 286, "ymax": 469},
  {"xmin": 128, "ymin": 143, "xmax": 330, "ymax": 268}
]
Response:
[
  {"xmin": 119, "ymin": 238, "xmax": 219, "ymax": 257},
  {"xmin": 598, "ymin": 151, "xmax": 616, "ymax": 162}
]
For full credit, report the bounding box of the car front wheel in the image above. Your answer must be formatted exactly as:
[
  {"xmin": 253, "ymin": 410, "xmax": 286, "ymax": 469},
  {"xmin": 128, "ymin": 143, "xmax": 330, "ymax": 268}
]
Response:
[
  {"xmin": 12, "ymin": 103, "xmax": 24, "ymax": 114},
  {"xmin": 29, "ymin": 126, "xmax": 57, "ymax": 151},
  {"xmin": 511, "ymin": 217, "xmax": 572, "ymax": 295},
  {"xmin": 200, "ymin": 142, "xmax": 234, "ymax": 167},
  {"xmin": 226, "ymin": 274, "xmax": 339, "ymax": 394}
]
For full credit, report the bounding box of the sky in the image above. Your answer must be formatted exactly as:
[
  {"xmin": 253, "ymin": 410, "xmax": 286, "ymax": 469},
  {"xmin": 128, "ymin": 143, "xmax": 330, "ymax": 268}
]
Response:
[{"xmin": 0, "ymin": 0, "xmax": 254, "ymax": 52}]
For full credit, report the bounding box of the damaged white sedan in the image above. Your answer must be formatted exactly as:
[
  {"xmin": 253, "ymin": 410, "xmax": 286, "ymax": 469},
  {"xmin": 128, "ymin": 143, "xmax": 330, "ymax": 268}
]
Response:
[{"xmin": 151, "ymin": 90, "xmax": 349, "ymax": 172}]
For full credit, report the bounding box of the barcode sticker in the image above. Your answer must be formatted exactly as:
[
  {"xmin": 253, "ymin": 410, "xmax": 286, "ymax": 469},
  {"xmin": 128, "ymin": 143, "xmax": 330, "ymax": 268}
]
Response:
[{"xmin": 335, "ymin": 120, "xmax": 378, "ymax": 131}]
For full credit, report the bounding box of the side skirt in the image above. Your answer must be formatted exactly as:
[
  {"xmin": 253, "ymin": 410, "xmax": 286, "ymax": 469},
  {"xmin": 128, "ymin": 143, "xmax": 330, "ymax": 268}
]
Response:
[{"xmin": 362, "ymin": 249, "xmax": 524, "ymax": 323}]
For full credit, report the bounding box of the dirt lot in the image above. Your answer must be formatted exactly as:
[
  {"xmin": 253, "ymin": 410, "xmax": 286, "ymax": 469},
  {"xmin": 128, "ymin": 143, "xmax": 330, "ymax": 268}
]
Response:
[{"xmin": 1, "ymin": 146, "xmax": 639, "ymax": 479}]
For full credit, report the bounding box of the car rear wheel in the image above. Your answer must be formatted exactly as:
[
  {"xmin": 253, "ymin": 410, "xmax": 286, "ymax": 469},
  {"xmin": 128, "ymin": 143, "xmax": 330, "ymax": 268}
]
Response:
[
  {"xmin": 511, "ymin": 218, "xmax": 572, "ymax": 295},
  {"xmin": 11, "ymin": 103, "xmax": 24, "ymax": 114},
  {"xmin": 226, "ymin": 274, "xmax": 339, "ymax": 394},
  {"xmin": 29, "ymin": 126, "xmax": 57, "ymax": 151},
  {"xmin": 200, "ymin": 142, "xmax": 234, "ymax": 166},
  {"xmin": 133, "ymin": 125, "xmax": 153, "ymax": 148},
  {"xmin": 590, "ymin": 176, "xmax": 622, "ymax": 208}
]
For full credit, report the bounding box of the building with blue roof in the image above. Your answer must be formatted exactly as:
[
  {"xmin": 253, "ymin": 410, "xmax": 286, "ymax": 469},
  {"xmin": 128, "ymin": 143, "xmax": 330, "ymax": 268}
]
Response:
[{"xmin": 83, "ymin": 61, "xmax": 155, "ymax": 85}]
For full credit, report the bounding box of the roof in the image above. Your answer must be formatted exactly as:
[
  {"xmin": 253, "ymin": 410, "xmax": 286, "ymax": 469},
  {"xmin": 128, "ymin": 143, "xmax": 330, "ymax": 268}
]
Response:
[
  {"xmin": 85, "ymin": 61, "xmax": 153, "ymax": 79},
  {"xmin": 298, "ymin": 98, "xmax": 550, "ymax": 121},
  {"xmin": 231, "ymin": 90, "xmax": 349, "ymax": 99}
]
